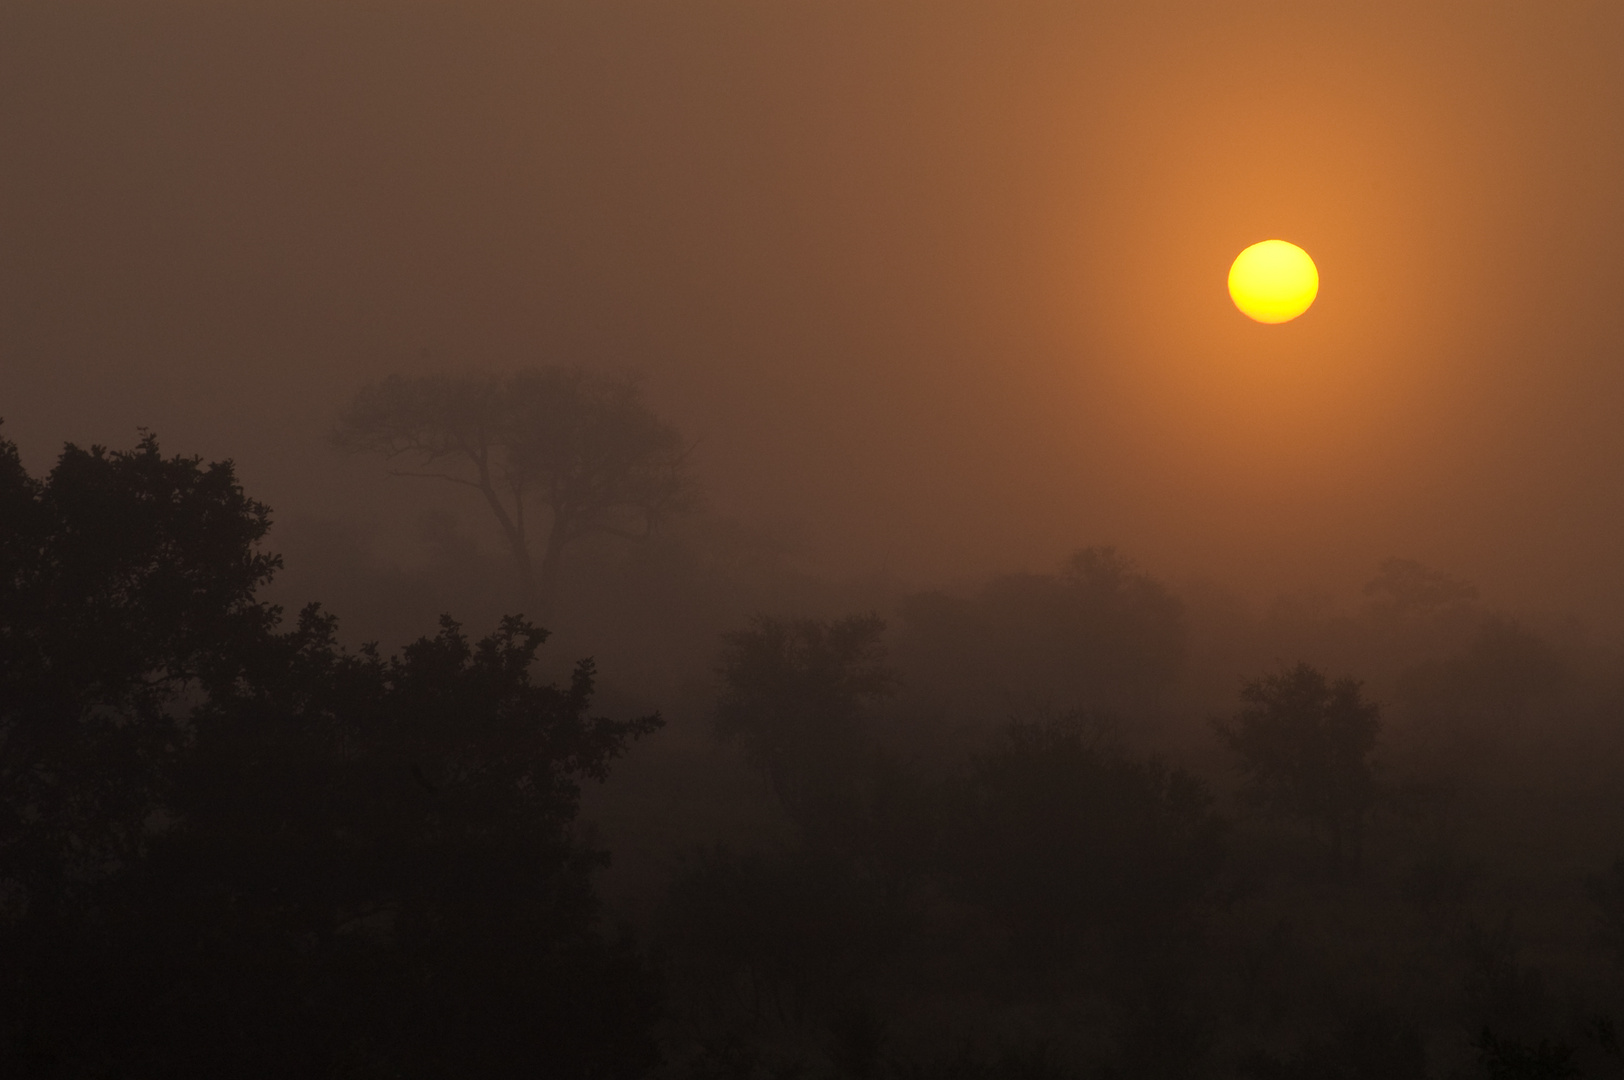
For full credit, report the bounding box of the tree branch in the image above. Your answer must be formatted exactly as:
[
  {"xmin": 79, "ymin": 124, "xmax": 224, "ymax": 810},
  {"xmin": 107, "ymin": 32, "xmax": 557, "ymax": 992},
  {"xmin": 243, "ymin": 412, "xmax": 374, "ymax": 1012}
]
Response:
[{"xmin": 387, "ymin": 470, "xmax": 484, "ymax": 490}]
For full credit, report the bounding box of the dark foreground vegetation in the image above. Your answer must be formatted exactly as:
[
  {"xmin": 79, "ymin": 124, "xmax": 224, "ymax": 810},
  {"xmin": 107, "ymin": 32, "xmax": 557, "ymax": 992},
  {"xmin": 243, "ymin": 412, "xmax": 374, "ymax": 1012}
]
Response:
[{"xmin": 8, "ymin": 413, "xmax": 1624, "ymax": 1078}]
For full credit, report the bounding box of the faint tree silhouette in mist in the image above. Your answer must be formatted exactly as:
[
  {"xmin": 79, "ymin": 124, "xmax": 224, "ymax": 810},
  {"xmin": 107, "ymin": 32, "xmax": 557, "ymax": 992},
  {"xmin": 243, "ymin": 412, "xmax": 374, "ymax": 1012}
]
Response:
[
  {"xmin": 1362, "ymin": 557, "xmax": 1480, "ymax": 620},
  {"xmin": 334, "ymin": 367, "xmax": 696, "ymax": 615},
  {"xmin": 715, "ymin": 614, "xmax": 897, "ymax": 853},
  {"xmin": 1215, "ymin": 663, "xmax": 1381, "ymax": 874},
  {"xmin": 1396, "ymin": 617, "xmax": 1564, "ymax": 747},
  {"xmin": 897, "ymin": 546, "xmax": 1184, "ymax": 722}
]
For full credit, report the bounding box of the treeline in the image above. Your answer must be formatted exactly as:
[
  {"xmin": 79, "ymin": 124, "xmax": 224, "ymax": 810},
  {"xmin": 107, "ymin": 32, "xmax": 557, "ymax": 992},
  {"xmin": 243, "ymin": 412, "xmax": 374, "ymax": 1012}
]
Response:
[
  {"xmin": 650, "ymin": 608, "xmax": 1617, "ymax": 1079},
  {"xmin": 8, "ymin": 424, "xmax": 1624, "ymax": 1078}
]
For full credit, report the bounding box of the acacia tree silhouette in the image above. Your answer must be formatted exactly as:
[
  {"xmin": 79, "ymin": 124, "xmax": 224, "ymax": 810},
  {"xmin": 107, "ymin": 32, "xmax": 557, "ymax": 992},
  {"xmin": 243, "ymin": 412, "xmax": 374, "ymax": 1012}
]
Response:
[{"xmin": 334, "ymin": 367, "xmax": 695, "ymax": 615}]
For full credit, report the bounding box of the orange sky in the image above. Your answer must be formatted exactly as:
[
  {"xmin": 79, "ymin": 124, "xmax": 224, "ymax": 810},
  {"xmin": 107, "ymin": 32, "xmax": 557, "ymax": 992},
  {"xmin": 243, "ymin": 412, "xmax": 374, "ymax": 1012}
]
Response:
[{"xmin": 3, "ymin": 2, "xmax": 1624, "ymax": 617}]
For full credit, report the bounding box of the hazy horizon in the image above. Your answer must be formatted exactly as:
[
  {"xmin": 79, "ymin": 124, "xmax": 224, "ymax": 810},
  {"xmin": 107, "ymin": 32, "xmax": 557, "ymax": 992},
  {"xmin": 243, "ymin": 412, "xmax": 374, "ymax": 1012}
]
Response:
[{"xmin": 6, "ymin": 2, "xmax": 1624, "ymax": 623}]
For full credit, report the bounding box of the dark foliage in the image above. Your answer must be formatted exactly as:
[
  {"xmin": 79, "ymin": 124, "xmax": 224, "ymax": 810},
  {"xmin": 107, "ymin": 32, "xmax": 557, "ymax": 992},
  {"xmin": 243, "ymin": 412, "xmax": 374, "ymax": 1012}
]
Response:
[
  {"xmin": 661, "ymin": 845, "xmax": 907, "ymax": 1028},
  {"xmin": 1475, "ymin": 1029, "xmax": 1580, "ymax": 1080},
  {"xmin": 715, "ymin": 614, "xmax": 898, "ymax": 854},
  {"xmin": 1460, "ymin": 922, "xmax": 1555, "ymax": 1045},
  {"xmin": 0, "ymin": 434, "xmax": 281, "ymax": 924},
  {"xmin": 1237, "ymin": 1009, "xmax": 1427, "ymax": 1080},
  {"xmin": 1215, "ymin": 663, "xmax": 1380, "ymax": 872},
  {"xmin": 896, "ymin": 1043, "xmax": 1083, "ymax": 1080},
  {"xmin": 0, "ymin": 433, "xmax": 662, "ymax": 1077},
  {"xmin": 897, "ymin": 548, "xmax": 1184, "ymax": 722},
  {"xmin": 17, "ymin": 425, "xmax": 1624, "ymax": 1080},
  {"xmin": 943, "ymin": 716, "xmax": 1225, "ymax": 974}
]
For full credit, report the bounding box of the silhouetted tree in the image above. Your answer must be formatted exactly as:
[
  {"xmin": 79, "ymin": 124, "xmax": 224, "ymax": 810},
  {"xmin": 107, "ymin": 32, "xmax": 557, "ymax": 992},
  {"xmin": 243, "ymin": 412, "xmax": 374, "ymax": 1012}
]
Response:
[
  {"xmin": 0, "ymin": 432, "xmax": 280, "ymax": 932},
  {"xmin": 0, "ymin": 431, "xmax": 664, "ymax": 1077},
  {"xmin": 334, "ymin": 368, "xmax": 694, "ymax": 613},
  {"xmin": 159, "ymin": 610, "xmax": 664, "ymax": 1076},
  {"xmin": 1474, "ymin": 1029, "xmax": 1579, "ymax": 1080},
  {"xmin": 1397, "ymin": 617, "xmax": 1565, "ymax": 745},
  {"xmin": 945, "ymin": 716, "xmax": 1225, "ymax": 977},
  {"xmin": 667, "ymin": 615, "xmax": 921, "ymax": 1057},
  {"xmin": 715, "ymin": 614, "xmax": 896, "ymax": 853},
  {"xmin": 897, "ymin": 547, "xmax": 1183, "ymax": 722},
  {"xmin": 1363, "ymin": 557, "xmax": 1479, "ymax": 619},
  {"xmin": 1216, "ymin": 664, "xmax": 1380, "ymax": 873}
]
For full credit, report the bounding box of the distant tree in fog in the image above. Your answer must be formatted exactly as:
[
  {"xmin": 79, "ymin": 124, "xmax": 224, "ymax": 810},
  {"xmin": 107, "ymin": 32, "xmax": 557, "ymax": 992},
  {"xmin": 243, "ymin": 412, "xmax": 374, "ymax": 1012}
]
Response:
[
  {"xmin": 1397, "ymin": 617, "xmax": 1564, "ymax": 741},
  {"xmin": 715, "ymin": 614, "xmax": 896, "ymax": 851},
  {"xmin": 1362, "ymin": 557, "xmax": 1479, "ymax": 619},
  {"xmin": 1216, "ymin": 663, "xmax": 1380, "ymax": 873},
  {"xmin": 334, "ymin": 367, "xmax": 695, "ymax": 614},
  {"xmin": 897, "ymin": 546, "xmax": 1184, "ymax": 719}
]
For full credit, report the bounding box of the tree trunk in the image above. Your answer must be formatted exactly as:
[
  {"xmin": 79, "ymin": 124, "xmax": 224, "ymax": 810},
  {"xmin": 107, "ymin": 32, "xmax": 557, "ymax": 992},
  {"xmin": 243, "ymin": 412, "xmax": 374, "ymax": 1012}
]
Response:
[
  {"xmin": 534, "ymin": 517, "xmax": 570, "ymax": 623},
  {"xmin": 472, "ymin": 472, "xmax": 540, "ymax": 618}
]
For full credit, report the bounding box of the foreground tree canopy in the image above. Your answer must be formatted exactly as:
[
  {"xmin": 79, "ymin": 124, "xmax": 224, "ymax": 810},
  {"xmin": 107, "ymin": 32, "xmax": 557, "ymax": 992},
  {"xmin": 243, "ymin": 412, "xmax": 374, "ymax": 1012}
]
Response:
[
  {"xmin": 8, "ymin": 429, "xmax": 1618, "ymax": 1080},
  {"xmin": 0, "ymin": 433, "xmax": 662, "ymax": 1077},
  {"xmin": 333, "ymin": 367, "xmax": 695, "ymax": 614}
]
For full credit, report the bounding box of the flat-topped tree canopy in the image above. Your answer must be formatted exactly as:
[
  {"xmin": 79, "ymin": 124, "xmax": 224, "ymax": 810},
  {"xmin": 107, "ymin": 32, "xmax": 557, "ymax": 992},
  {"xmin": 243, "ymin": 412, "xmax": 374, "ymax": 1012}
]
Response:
[{"xmin": 334, "ymin": 367, "xmax": 696, "ymax": 617}]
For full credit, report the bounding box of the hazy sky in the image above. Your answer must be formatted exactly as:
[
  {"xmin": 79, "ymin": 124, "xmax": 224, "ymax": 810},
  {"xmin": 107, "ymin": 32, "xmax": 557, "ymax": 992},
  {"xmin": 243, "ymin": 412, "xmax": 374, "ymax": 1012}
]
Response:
[{"xmin": 4, "ymin": 2, "xmax": 1624, "ymax": 616}]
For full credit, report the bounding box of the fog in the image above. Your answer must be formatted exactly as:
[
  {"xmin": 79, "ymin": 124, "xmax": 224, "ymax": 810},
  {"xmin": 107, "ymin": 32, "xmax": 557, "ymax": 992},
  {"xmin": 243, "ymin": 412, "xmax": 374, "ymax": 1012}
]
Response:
[
  {"xmin": 6, "ymin": 2, "xmax": 1624, "ymax": 615},
  {"xmin": 9, "ymin": 4, "xmax": 1624, "ymax": 1076}
]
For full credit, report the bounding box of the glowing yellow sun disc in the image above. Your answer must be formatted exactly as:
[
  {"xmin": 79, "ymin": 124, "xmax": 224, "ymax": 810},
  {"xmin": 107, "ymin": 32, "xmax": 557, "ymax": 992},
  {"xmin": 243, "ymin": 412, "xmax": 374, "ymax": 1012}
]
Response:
[{"xmin": 1228, "ymin": 239, "xmax": 1319, "ymax": 324}]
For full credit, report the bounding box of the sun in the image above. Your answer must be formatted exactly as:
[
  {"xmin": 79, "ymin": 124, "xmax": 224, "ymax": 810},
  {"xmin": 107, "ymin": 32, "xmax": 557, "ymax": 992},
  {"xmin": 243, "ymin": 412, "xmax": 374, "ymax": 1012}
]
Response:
[{"xmin": 1228, "ymin": 240, "xmax": 1319, "ymax": 324}]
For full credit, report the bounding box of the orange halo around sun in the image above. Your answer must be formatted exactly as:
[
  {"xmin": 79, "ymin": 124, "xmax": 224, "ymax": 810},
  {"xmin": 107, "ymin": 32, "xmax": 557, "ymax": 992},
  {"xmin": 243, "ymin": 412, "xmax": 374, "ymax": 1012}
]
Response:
[{"xmin": 1228, "ymin": 240, "xmax": 1319, "ymax": 324}]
